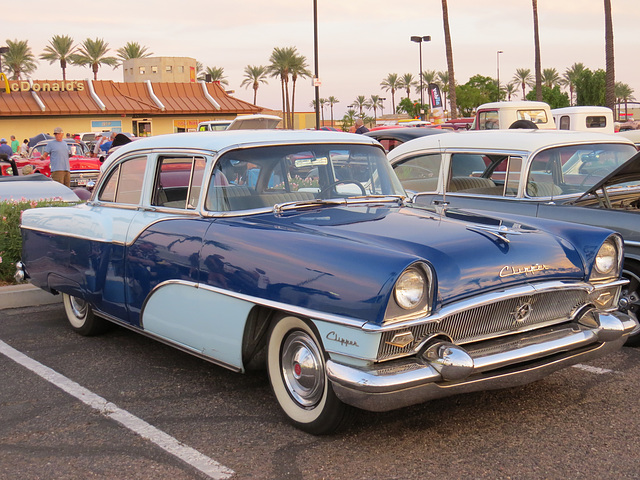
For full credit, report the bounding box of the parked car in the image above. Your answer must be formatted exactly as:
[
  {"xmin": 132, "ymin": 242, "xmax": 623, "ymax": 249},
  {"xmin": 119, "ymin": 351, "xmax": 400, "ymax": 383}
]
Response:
[
  {"xmin": 387, "ymin": 129, "xmax": 640, "ymax": 343},
  {"xmin": 19, "ymin": 138, "xmax": 102, "ymax": 189},
  {"xmin": 1, "ymin": 173, "xmax": 81, "ymax": 202},
  {"xmin": 471, "ymin": 101, "xmax": 556, "ymax": 130},
  {"xmin": 364, "ymin": 127, "xmax": 452, "ymax": 153},
  {"xmin": 18, "ymin": 130, "xmax": 636, "ymax": 433}
]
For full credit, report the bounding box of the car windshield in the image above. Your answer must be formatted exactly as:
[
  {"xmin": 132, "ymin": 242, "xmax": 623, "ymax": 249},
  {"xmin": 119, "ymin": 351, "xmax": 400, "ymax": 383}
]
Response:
[
  {"xmin": 206, "ymin": 143, "xmax": 404, "ymax": 212},
  {"xmin": 527, "ymin": 143, "xmax": 638, "ymax": 196}
]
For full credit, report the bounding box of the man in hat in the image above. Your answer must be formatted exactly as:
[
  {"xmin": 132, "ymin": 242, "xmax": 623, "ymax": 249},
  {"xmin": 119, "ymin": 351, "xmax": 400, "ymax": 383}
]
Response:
[
  {"xmin": 0, "ymin": 138, "xmax": 13, "ymax": 158},
  {"xmin": 41, "ymin": 127, "xmax": 71, "ymax": 186}
]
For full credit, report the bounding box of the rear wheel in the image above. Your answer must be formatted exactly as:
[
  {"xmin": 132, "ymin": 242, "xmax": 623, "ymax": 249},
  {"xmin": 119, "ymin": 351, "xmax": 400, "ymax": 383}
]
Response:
[
  {"xmin": 62, "ymin": 293, "xmax": 110, "ymax": 336},
  {"xmin": 266, "ymin": 315, "xmax": 350, "ymax": 434}
]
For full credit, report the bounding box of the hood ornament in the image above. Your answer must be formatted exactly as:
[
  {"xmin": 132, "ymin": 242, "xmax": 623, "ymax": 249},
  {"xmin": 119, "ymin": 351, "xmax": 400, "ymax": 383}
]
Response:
[{"xmin": 466, "ymin": 224, "xmax": 524, "ymax": 243}]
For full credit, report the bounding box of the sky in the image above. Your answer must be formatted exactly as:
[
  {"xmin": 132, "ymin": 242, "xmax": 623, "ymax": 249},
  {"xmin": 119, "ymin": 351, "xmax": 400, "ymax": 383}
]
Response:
[{"xmin": 6, "ymin": 0, "xmax": 640, "ymax": 118}]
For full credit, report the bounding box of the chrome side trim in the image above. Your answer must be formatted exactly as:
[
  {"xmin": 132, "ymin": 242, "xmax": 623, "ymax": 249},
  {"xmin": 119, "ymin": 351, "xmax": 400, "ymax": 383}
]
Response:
[{"xmin": 145, "ymin": 279, "xmax": 368, "ymax": 330}]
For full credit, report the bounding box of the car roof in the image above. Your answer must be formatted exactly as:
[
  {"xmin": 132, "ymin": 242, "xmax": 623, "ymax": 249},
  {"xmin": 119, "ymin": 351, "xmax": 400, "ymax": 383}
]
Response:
[
  {"xmin": 387, "ymin": 129, "xmax": 635, "ymax": 160},
  {"xmin": 365, "ymin": 127, "xmax": 453, "ymax": 141}
]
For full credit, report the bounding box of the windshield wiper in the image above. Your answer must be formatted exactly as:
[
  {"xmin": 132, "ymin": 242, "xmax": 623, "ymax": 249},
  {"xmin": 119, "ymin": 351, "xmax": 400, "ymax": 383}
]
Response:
[{"xmin": 273, "ymin": 195, "xmax": 405, "ymax": 214}]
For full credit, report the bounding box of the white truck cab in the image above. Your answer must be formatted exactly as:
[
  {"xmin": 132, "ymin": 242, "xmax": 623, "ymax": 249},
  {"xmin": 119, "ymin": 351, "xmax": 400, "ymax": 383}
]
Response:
[
  {"xmin": 552, "ymin": 106, "xmax": 614, "ymax": 134},
  {"xmin": 472, "ymin": 101, "xmax": 556, "ymax": 130}
]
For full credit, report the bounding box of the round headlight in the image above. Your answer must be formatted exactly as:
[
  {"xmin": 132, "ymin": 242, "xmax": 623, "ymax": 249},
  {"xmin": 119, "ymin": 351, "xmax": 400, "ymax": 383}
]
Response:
[
  {"xmin": 595, "ymin": 241, "xmax": 617, "ymax": 275},
  {"xmin": 395, "ymin": 268, "xmax": 426, "ymax": 310}
]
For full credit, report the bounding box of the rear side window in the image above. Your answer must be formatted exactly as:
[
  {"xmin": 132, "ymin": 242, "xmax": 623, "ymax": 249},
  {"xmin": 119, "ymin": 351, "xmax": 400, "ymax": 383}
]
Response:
[
  {"xmin": 478, "ymin": 111, "xmax": 499, "ymax": 130},
  {"xmin": 586, "ymin": 116, "xmax": 607, "ymax": 128}
]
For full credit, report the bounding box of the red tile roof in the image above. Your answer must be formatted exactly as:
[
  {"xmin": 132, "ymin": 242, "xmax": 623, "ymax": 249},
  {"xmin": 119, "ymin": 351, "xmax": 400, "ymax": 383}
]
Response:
[{"xmin": 0, "ymin": 80, "xmax": 261, "ymax": 117}]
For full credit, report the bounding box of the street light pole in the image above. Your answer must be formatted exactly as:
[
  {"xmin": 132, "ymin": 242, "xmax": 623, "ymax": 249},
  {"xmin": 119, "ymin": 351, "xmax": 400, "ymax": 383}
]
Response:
[
  {"xmin": 496, "ymin": 50, "xmax": 503, "ymax": 101},
  {"xmin": 411, "ymin": 36, "xmax": 431, "ymax": 121},
  {"xmin": 313, "ymin": 0, "xmax": 320, "ymax": 130}
]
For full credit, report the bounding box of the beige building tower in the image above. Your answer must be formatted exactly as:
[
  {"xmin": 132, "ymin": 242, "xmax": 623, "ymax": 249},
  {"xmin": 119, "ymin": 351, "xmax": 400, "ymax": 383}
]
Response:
[{"xmin": 122, "ymin": 57, "xmax": 198, "ymax": 83}]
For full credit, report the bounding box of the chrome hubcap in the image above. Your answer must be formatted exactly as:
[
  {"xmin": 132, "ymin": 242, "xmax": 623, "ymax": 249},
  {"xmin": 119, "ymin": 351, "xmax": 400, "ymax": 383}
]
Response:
[
  {"xmin": 281, "ymin": 331, "xmax": 324, "ymax": 408},
  {"xmin": 69, "ymin": 296, "xmax": 87, "ymax": 319}
]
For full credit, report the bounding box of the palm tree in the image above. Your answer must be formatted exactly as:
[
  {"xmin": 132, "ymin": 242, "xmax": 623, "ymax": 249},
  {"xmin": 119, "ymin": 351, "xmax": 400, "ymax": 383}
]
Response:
[
  {"xmin": 40, "ymin": 35, "xmax": 77, "ymax": 81},
  {"xmin": 199, "ymin": 66, "xmax": 228, "ymax": 86},
  {"xmin": 116, "ymin": 41, "xmax": 153, "ymax": 64},
  {"xmin": 399, "ymin": 73, "xmax": 417, "ymax": 99},
  {"xmin": 505, "ymin": 82, "xmax": 519, "ymax": 101},
  {"xmin": 267, "ymin": 46, "xmax": 297, "ymax": 129},
  {"xmin": 73, "ymin": 38, "xmax": 118, "ymax": 81},
  {"xmin": 418, "ymin": 70, "xmax": 437, "ymax": 95},
  {"xmin": 542, "ymin": 68, "xmax": 562, "ymax": 88},
  {"xmin": 327, "ymin": 96, "xmax": 339, "ymax": 127},
  {"xmin": 240, "ymin": 65, "xmax": 269, "ymax": 105},
  {"xmin": 438, "ymin": 71, "xmax": 450, "ymax": 112},
  {"xmin": 604, "ymin": 0, "xmax": 615, "ymax": 111},
  {"xmin": 352, "ymin": 95, "xmax": 368, "ymax": 117},
  {"xmin": 289, "ymin": 52, "xmax": 311, "ymax": 129},
  {"xmin": 532, "ymin": 0, "xmax": 542, "ymax": 101},
  {"xmin": 441, "ymin": 0, "xmax": 458, "ymax": 119},
  {"xmin": 512, "ymin": 68, "xmax": 534, "ymax": 100},
  {"xmin": 563, "ymin": 63, "xmax": 585, "ymax": 106},
  {"xmin": 2, "ymin": 39, "xmax": 37, "ymax": 80},
  {"xmin": 367, "ymin": 95, "xmax": 384, "ymax": 124},
  {"xmin": 615, "ymin": 82, "xmax": 634, "ymax": 121},
  {"xmin": 380, "ymin": 73, "xmax": 401, "ymax": 114}
]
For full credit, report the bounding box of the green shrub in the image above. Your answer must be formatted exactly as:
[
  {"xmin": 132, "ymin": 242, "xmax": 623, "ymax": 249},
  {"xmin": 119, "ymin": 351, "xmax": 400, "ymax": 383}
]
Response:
[{"xmin": 0, "ymin": 198, "xmax": 73, "ymax": 284}]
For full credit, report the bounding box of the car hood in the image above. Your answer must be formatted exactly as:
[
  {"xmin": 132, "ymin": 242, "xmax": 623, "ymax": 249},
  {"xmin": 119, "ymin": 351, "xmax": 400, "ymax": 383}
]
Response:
[
  {"xmin": 579, "ymin": 150, "xmax": 640, "ymax": 199},
  {"xmin": 0, "ymin": 173, "xmax": 80, "ymax": 201},
  {"xmin": 251, "ymin": 203, "xmax": 593, "ymax": 306}
]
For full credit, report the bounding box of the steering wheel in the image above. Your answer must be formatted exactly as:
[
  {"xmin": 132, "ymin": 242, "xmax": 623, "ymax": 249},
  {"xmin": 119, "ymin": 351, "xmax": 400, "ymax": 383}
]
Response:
[
  {"xmin": 320, "ymin": 180, "xmax": 367, "ymax": 197},
  {"xmin": 580, "ymin": 167, "xmax": 610, "ymax": 186}
]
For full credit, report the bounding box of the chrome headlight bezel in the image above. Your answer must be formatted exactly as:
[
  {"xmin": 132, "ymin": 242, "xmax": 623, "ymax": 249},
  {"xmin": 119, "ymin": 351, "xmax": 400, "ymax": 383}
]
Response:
[
  {"xmin": 384, "ymin": 262, "xmax": 434, "ymax": 324},
  {"xmin": 590, "ymin": 235, "xmax": 623, "ymax": 284}
]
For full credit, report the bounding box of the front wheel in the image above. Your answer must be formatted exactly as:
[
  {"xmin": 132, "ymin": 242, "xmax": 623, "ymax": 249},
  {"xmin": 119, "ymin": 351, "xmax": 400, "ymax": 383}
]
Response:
[
  {"xmin": 62, "ymin": 293, "xmax": 110, "ymax": 336},
  {"xmin": 621, "ymin": 268, "xmax": 640, "ymax": 346},
  {"xmin": 266, "ymin": 315, "xmax": 350, "ymax": 434}
]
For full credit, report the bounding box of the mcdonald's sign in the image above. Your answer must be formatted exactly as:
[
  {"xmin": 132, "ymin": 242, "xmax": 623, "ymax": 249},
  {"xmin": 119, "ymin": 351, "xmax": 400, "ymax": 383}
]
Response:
[{"xmin": 0, "ymin": 73, "xmax": 9, "ymax": 94}]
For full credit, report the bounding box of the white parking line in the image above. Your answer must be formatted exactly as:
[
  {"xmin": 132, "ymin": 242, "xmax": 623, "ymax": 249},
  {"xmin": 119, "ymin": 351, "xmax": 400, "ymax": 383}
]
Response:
[
  {"xmin": 0, "ymin": 339, "xmax": 234, "ymax": 480},
  {"xmin": 572, "ymin": 363, "xmax": 617, "ymax": 375}
]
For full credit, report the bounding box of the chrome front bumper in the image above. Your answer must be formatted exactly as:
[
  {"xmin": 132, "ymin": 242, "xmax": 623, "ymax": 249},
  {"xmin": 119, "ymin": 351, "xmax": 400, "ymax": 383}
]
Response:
[{"xmin": 327, "ymin": 310, "xmax": 636, "ymax": 412}]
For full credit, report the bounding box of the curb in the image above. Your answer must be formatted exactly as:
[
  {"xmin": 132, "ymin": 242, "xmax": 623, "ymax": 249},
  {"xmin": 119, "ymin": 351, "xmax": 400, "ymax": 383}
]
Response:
[{"xmin": 0, "ymin": 283, "xmax": 62, "ymax": 310}]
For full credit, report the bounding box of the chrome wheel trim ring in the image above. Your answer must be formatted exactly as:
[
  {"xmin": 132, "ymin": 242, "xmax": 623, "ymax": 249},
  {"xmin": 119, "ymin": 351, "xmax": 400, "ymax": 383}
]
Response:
[
  {"xmin": 68, "ymin": 296, "xmax": 88, "ymax": 328},
  {"xmin": 281, "ymin": 330, "xmax": 325, "ymax": 408}
]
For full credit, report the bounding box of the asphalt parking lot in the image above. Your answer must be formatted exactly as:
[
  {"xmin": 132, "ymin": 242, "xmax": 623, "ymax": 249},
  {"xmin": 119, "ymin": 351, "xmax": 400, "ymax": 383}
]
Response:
[{"xmin": 2, "ymin": 301, "xmax": 640, "ymax": 480}]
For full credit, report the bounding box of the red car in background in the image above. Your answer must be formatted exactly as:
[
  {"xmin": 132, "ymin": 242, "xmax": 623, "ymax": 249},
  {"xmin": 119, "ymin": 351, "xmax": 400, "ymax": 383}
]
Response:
[{"xmin": 18, "ymin": 138, "xmax": 102, "ymax": 189}]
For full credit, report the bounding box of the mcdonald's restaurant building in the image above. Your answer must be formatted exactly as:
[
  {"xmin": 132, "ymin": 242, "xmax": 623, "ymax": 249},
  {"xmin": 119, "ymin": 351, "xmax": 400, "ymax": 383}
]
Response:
[{"xmin": 0, "ymin": 75, "xmax": 270, "ymax": 142}]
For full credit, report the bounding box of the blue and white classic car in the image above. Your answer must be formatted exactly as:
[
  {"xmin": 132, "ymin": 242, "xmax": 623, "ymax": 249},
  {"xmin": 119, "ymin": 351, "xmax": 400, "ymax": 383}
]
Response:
[{"xmin": 18, "ymin": 130, "xmax": 636, "ymax": 434}]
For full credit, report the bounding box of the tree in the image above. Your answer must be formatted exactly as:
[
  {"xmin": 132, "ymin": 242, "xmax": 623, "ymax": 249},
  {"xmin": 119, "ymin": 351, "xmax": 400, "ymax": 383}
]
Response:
[
  {"xmin": 615, "ymin": 82, "xmax": 635, "ymax": 121},
  {"xmin": 2, "ymin": 39, "xmax": 37, "ymax": 80},
  {"xmin": 116, "ymin": 42, "xmax": 153, "ymax": 63},
  {"xmin": 454, "ymin": 84, "xmax": 487, "ymax": 117},
  {"xmin": 604, "ymin": 0, "xmax": 615, "ymax": 111},
  {"xmin": 240, "ymin": 65, "xmax": 269, "ymax": 105},
  {"xmin": 367, "ymin": 95, "xmax": 384, "ymax": 124},
  {"xmin": 267, "ymin": 46, "xmax": 297, "ymax": 129},
  {"xmin": 505, "ymin": 82, "xmax": 519, "ymax": 101},
  {"xmin": 541, "ymin": 68, "xmax": 562, "ymax": 88},
  {"xmin": 466, "ymin": 75, "xmax": 498, "ymax": 103},
  {"xmin": 380, "ymin": 73, "xmax": 401, "ymax": 113},
  {"xmin": 441, "ymin": 0, "xmax": 458, "ymax": 119},
  {"xmin": 526, "ymin": 85, "xmax": 570, "ymax": 109},
  {"xmin": 352, "ymin": 95, "xmax": 368, "ymax": 117},
  {"xmin": 73, "ymin": 38, "xmax": 118, "ymax": 81},
  {"xmin": 341, "ymin": 109, "xmax": 356, "ymax": 132},
  {"xmin": 512, "ymin": 68, "xmax": 534, "ymax": 100},
  {"xmin": 199, "ymin": 66, "xmax": 228, "ymax": 85},
  {"xmin": 288, "ymin": 52, "xmax": 311, "ymax": 130},
  {"xmin": 399, "ymin": 73, "xmax": 417, "ymax": 99},
  {"xmin": 40, "ymin": 35, "xmax": 77, "ymax": 81},
  {"xmin": 397, "ymin": 97, "xmax": 420, "ymax": 118},
  {"xmin": 532, "ymin": 0, "xmax": 542, "ymax": 101},
  {"xmin": 575, "ymin": 68, "xmax": 606, "ymax": 106},
  {"xmin": 418, "ymin": 70, "xmax": 437, "ymax": 95},
  {"xmin": 563, "ymin": 63, "xmax": 585, "ymax": 106},
  {"xmin": 327, "ymin": 96, "xmax": 339, "ymax": 127}
]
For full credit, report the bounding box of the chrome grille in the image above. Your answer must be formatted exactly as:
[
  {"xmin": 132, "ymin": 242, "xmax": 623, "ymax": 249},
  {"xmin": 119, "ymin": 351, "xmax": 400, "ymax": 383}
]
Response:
[{"xmin": 377, "ymin": 289, "xmax": 589, "ymax": 362}]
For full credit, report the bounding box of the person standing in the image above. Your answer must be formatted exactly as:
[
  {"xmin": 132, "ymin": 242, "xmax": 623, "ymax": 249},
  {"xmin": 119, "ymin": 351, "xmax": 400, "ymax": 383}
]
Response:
[
  {"xmin": 0, "ymin": 138, "xmax": 13, "ymax": 158},
  {"xmin": 10, "ymin": 135, "xmax": 19, "ymax": 154},
  {"xmin": 41, "ymin": 127, "xmax": 71, "ymax": 186},
  {"xmin": 354, "ymin": 118, "xmax": 369, "ymax": 134}
]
